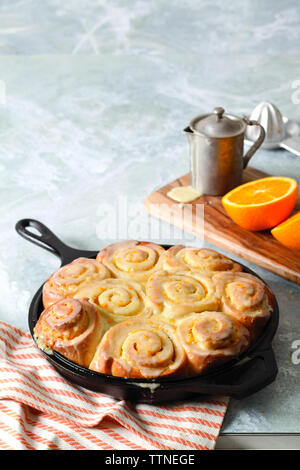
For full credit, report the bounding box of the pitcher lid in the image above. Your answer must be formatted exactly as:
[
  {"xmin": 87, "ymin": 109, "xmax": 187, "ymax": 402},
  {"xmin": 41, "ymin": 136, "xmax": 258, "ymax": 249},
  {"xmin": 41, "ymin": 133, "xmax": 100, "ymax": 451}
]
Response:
[{"xmin": 191, "ymin": 107, "xmax": 245, "ymax": 138}]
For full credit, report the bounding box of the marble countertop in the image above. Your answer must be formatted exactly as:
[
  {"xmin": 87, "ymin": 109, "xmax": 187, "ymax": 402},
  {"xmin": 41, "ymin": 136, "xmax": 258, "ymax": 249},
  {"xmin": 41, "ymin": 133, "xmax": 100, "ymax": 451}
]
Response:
[{"xmin": 1, "ymin": 0, "xmax": 300, "ymax": 434}]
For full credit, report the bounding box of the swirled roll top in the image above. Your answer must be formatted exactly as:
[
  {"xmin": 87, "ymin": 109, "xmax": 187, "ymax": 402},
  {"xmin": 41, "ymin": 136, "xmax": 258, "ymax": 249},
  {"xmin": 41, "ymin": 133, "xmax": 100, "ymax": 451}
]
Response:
[
  {"xmin": 43, "ymin": 257, "xmax": 111, "ymax": 308},
  {"xmin": 90, "ymin": 319, "xmax": 186, "ymax": 378},
  {"xmin": 146, "ymin": 270, "xmax": 219, "ymax": 320},
  {"xmin": 75, "ymin": 278, "xmax": 153, "ymax": 324},
  {"xmin": 34, "ymin": 298, "xmax": 106, "ymax": 368},
  {"xmin": 212, "ymin": 271, "xmax": 273, "ymax": 339},
  {"xmin": 96, "ymin": 240, "xmax": 165, "ymax": 283},
  {"xmin": 177, "ymin": 312, "xmax": 250, "ymax": 374},
  {"xmin": 162, "ymin": 246, "xmax": 242, "ymax": 275}
]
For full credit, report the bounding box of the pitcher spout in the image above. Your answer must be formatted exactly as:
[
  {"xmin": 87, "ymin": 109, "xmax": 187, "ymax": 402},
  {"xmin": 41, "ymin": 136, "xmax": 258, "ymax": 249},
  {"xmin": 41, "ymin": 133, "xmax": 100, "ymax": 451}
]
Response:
[{"xmin": 184, "ymin": 126, "xmax": 195, "ymax": 145}]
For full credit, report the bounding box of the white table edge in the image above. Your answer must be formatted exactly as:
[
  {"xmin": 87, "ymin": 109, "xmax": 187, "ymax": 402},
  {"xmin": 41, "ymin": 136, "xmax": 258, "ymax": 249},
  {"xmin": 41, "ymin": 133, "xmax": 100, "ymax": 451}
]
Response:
[{"xmin": 216, "ymin": 433, "xmax": 300, "ymax": 450}]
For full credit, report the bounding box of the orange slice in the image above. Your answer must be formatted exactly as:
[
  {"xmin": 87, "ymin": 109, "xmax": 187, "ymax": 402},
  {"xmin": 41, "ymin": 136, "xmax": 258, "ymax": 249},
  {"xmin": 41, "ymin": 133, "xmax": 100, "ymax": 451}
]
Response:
[
  {"xmin": 271, "ymin": 211, "xmax": 300, "ymax": 250},
  {"xmin": 222, "ymin": 177, "xmax": 298, "ymax": 231}
]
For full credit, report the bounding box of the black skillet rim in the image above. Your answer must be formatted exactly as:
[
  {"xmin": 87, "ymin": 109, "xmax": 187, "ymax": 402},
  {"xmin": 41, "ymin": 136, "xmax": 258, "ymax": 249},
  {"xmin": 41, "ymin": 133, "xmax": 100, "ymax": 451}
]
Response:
[{"xmin": 28, "ymin": 246, "xmax": 279, "ymax": 386}]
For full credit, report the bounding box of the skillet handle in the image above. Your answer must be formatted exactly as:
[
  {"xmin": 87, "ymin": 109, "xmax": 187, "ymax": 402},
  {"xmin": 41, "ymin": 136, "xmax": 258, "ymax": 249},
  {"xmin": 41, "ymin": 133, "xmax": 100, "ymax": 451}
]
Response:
[
  {"xmin": 184, "ymin": 347, "xmax": 277, "ymax": 400},
  {"xmin": 223, "ymin": 347, "xmax": 277, "ymax": 399},
  {"xmin": 16, "ymin": 219, "xmax": 66, "ymax": 257},
  {"xmin": 15, "ymin": 219, "xmax": 94, "ymax": 265}
]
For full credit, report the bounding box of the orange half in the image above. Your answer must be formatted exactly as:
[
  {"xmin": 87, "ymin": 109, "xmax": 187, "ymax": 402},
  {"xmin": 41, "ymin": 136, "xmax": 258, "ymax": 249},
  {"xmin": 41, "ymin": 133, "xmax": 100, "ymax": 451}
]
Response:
[
  {"xmin": 222, "ymin": 177, "xmax": 298, "ymax": 231},
  {"xmin": 271, "ymin": 211, "xmax": 300, "ymax": 250}
]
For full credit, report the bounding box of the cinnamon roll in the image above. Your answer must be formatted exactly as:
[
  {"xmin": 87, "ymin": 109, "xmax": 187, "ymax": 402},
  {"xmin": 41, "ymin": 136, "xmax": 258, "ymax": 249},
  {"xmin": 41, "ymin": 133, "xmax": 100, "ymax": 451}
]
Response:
[
  {"xmin": 90, "ymin": 318, "xmax": 186, "ymax": 378},
  {"xmin": 146, "ymin": 270, "xmax": 218, "ymax": 320},
  {"xmin": 34, "ymin": 298, "xmax": 105, "ymax": 368},
  {"xmin": 212, "ymin": 272, "xmax": 273, "ymax": 339},
  {"xmin": 177, "ymin": 311, "xmax": 250, "ymax": 374},
  {"xmin": 96, "ymin": 240, "xmax": 165, "ymax": 283},
  {"xmin": 75, "ymin": 278, "xmax": 153, "ymax": 325},
  {"xmin": 162, "ymin": 246, "xmax": 242, "ymax": 275},
  {"xmin": 43, "ymin": 257, "xmax": 111, "ymax": 308}
]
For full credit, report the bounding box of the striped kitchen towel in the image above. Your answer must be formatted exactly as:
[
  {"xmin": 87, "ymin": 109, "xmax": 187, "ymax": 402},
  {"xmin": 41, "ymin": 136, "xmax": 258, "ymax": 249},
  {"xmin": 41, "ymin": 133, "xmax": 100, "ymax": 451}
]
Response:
[{"xmin": 0, "ymin": 321, "xmax": 228, "ymax": 450}]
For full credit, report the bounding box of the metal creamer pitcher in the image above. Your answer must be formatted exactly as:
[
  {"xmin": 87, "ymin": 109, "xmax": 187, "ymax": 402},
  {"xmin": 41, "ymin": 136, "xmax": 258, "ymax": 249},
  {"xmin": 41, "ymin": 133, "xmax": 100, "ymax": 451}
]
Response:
[{"xmin": 184, "ymin": 107, "xmax": 265, "ymax": 196}]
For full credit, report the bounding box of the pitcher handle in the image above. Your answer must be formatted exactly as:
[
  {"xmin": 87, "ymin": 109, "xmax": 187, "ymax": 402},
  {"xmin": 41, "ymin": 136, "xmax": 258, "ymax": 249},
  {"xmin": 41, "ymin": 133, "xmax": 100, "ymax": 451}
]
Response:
[{"xmin": 242, "ymin": 118, "xmax": 265, "ymax": 168}]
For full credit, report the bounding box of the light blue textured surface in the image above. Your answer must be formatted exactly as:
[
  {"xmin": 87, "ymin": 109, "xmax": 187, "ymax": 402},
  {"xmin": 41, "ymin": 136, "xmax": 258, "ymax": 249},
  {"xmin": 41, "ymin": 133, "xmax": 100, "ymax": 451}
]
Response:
[{"xmin": 1, "ymin": 0, "xmax": 300, "ymax": 434}]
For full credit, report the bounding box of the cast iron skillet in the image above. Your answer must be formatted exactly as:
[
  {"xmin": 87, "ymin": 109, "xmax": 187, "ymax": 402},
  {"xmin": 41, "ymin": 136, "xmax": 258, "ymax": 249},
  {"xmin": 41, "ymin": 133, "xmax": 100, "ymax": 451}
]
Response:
[{"xmin": 16, "ymin": 218, "xmax": 279, "ymax": 404}]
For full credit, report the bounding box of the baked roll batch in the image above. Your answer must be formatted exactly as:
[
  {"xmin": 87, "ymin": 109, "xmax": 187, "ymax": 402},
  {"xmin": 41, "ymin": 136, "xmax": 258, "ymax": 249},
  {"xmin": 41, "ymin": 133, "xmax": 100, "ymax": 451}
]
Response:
[{"xmin": 34, "ymin": 242, "xmax": 274, "ymax": 378}]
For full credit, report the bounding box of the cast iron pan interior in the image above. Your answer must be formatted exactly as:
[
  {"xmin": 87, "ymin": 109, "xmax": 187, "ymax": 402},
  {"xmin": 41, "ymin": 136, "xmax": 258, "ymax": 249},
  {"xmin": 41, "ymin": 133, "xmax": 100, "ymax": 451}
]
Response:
[{"xmin": 16, "ymin": 219, "xmax": 279, "ymax": 403}]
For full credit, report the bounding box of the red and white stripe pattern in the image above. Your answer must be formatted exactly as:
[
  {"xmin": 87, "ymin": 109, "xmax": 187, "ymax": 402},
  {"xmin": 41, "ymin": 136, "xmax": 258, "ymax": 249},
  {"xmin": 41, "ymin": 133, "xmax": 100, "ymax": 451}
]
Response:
[{"xmin": 0, "ymin": 321, "xmax": 228, "ymax": 450}]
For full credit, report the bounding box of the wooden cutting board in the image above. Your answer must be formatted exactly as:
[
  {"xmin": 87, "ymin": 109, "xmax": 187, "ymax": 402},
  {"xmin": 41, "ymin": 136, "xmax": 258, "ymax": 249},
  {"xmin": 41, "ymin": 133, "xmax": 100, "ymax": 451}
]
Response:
[{"xmin": 144, "ymin": 167, "xmax": 300, "ymax": 284}]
